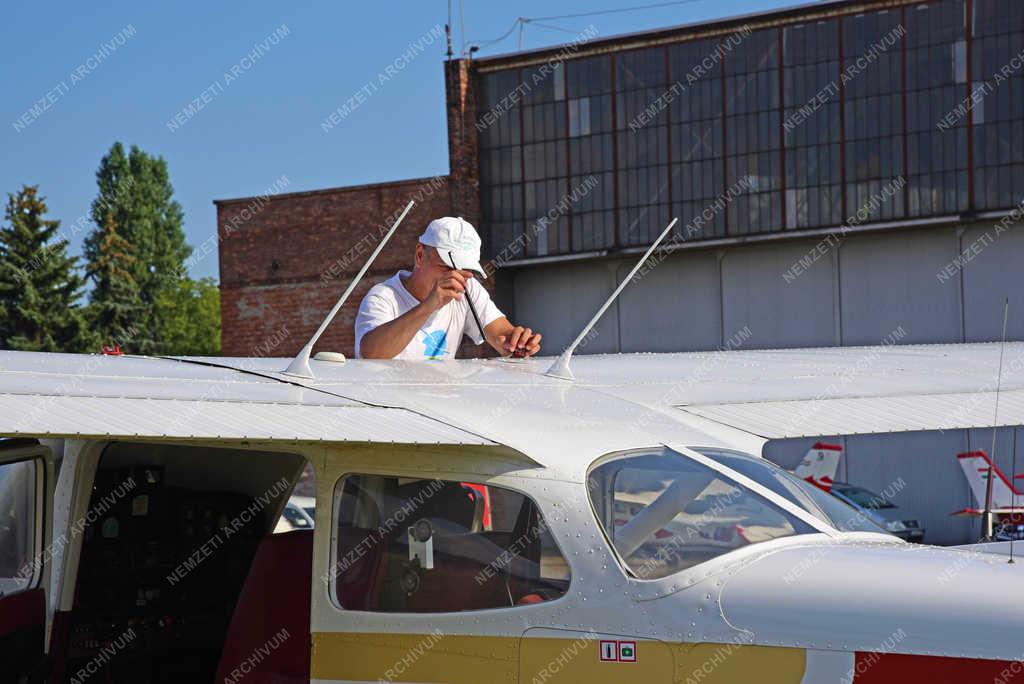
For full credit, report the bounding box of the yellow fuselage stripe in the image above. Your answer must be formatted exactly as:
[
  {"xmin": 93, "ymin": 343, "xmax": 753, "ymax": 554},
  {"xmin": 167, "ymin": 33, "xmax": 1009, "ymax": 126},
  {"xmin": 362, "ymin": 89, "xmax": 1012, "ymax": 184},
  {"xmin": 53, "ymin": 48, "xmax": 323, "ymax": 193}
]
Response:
[{"xmin": 311, "ymin": 632, "xmax": 806, "ymax": 683}]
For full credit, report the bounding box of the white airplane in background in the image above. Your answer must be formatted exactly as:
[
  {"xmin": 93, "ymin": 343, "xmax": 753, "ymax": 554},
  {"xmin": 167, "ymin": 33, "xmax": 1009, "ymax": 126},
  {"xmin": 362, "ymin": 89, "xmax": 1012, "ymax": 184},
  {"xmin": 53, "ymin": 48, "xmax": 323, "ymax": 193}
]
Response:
[
  {"xmin": 0, "ymin": 207, "xmax": 1022, "ymax": 683},
  {"xmin": 954, "ymin": 449, "xmax": 1024, "ymax": 540},
  {"xmin": 955, "ymin": 449, "xmax": 1024, "ymax": 516}
]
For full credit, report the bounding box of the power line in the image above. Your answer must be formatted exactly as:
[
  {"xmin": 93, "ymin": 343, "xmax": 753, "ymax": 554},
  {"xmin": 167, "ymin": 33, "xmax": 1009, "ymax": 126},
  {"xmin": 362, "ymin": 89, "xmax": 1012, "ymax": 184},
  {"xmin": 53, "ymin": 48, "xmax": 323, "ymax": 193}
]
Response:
[
  {"xmin": 467, "ymin": 0, "xmax": 710, "ymax": 54},
  {"xmin": 467, "ymin": 17, "xmax": 521, "ymax": 52},
  {"xmin": 525, "ymin": 20, "xmax": 588, "ymax": 36},
  {"xmin": 530, "ymin": 0, "xmax": 709, "ymax": 22}
]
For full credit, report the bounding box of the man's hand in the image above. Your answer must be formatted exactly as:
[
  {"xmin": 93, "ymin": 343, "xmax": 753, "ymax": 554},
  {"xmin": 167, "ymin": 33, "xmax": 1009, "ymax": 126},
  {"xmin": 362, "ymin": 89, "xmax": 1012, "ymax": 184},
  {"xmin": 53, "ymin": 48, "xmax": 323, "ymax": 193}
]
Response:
[
  {"xmin": 425, "ymin": 269, "xmax": 473, "ymax": 312},
  {"xmin": 497, "ymin": 326, "xmax": 542, "ymax": 357}
]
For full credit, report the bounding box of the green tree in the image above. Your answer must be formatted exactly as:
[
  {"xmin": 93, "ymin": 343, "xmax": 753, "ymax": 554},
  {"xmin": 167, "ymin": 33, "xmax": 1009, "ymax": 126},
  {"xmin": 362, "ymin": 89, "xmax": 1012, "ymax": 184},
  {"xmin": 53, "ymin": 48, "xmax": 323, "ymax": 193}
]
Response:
[
  {"xmin": 86, "ymin": 211, "xmax": 151, "ymax": 352},
  {"xmin": 84, "ymin": 142, "xmax": 191, "ymax": 343},
  {"xmin": 153, "ymin": 277, "xmax": 220, "ymax": 355},
  {"xmin": 0, "ymin": 186, "xmax": 90, "ymax": 352}
]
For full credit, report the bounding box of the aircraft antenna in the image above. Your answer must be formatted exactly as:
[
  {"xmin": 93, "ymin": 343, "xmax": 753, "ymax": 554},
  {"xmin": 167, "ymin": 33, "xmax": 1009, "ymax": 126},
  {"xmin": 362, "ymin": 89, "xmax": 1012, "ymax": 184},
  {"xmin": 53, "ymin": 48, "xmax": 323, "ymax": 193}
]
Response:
[
  {"xmin": 546, "ymin": 217, "xmax": 678, "ymax": 380},
  {"xmin": 981, "ymin": 298, "xmax": 1009, "ymax": 543},
  {"xmin": 283, "ymin": 200, "xmax": 415, "ymax": 378},
  {"xmin": 1002, "ymin": 301, "xmax": 1018, "ymax": 564}
]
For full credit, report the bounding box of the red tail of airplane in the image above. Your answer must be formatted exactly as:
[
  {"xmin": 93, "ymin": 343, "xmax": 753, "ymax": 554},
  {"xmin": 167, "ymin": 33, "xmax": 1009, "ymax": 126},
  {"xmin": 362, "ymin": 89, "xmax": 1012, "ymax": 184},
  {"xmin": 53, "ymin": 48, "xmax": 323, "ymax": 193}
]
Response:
[
  {"xmin": 952, "ymin": 450, "xmax": 1024, "ymax": 517},
  {"xmin": 793, "ymin": 442, "xmax": 842, "ymax": 492}
]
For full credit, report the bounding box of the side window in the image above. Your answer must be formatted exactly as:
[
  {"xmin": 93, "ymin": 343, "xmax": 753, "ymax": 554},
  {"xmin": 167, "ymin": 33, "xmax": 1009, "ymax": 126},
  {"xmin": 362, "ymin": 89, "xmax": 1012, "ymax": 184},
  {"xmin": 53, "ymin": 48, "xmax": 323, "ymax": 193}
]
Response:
[
  {"xmin": 331, "ymin": 475, "xmax": 570, "ymax": 612},
  {"xmin": 0, "ymin": 459, "xmax": 38, "ymax": 595},
  {"xmin": 589, "ymin": 449, "xmax": 814, "ymax": 580}
]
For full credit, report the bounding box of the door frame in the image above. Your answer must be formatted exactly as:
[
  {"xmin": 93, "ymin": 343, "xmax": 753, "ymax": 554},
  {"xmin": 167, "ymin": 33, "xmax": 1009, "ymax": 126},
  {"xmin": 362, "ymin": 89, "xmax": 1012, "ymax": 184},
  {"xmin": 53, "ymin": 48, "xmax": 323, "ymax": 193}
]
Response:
[{"xmin": 0, "ymin": 439, "xmax": 54, "ymax": 680}]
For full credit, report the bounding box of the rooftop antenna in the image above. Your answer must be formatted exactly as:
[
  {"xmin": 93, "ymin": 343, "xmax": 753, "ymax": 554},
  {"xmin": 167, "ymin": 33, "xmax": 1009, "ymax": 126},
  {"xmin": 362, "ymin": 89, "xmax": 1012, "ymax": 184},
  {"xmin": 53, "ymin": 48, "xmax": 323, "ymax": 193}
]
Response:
[
  {"xmin": 445, "ymin": 0, "xmax": 453, "ymax": 58},
  {"xmin": 546, "ymin": 217, "xmax": 678, "ymax": 380},
  {"xmin": 981, "ymin": 298, "xmax": 1009, "ymax": 543},
  {"xmin": 283, "ymin": 200, "xmax": 415, "ymax": 378},
  {"xmin": 1002, "ymin": 301, "xmax": 1018, "ymax": 564}
]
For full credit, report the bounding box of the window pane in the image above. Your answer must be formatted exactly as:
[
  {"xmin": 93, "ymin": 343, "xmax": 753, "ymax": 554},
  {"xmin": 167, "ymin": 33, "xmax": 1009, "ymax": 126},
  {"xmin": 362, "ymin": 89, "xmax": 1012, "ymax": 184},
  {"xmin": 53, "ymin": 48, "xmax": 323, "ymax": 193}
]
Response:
[
  {"xmin": 842, "ymin": 8, "xmax": 908, "ymax": 221},
  {"xmin": 725, "ymin": 28, "xmax": 783, "ymax": 235},
  {"xmin": 0, "ymin": 458, "xmax": 37, "ymax": 594},
  {"xmin": 588, "ymin": 448, "xmax": 813, "ymax": 580},
  {"xmin": 904, "ymin": 0, "xmax": 969, "ymax": 216},
  {"xmin": 332, "ymin": 476, "xmax": 570, "ymax": 612},
  {"xmin": 694, "ymin": 448, "xmax": 888, "ymax": 535},
  {"xmin": 971, "ymin": 0, "xmax": 1024, "ymax": 210},
  {"xmin": 669, "ymin": 38, "xmax": 728, "ymax": 239},
  {"xmin": 783, "ymin": 19, "xmax": 844, "ymax": 229}
]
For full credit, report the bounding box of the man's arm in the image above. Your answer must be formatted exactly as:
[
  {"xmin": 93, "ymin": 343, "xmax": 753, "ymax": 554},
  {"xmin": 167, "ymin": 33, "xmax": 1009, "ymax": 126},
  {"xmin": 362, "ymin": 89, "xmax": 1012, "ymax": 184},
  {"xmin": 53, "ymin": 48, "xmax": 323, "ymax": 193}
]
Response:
[
  {"xmin": 358, "ymin": 303, "xmax": 434, "ymax": 359},
  {"xmin": 359, "ymin": 270, "xmax": 472, "ymax": 359}
]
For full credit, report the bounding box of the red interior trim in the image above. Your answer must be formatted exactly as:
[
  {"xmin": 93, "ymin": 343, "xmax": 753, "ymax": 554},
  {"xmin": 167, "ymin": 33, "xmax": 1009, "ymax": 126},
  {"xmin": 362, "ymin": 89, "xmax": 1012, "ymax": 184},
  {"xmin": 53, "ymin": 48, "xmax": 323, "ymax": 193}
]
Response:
[{"xmin": 0, "ymin": 588, "xmax": 44, "ymax": 636}]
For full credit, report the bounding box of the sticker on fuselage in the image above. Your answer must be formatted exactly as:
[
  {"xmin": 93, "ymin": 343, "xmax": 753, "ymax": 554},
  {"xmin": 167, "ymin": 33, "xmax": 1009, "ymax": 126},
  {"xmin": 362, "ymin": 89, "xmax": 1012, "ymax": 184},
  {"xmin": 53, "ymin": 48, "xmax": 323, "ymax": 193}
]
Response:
[{"xmin": 599, "ymin": 640, "xmax": 637, "ymax": 663}]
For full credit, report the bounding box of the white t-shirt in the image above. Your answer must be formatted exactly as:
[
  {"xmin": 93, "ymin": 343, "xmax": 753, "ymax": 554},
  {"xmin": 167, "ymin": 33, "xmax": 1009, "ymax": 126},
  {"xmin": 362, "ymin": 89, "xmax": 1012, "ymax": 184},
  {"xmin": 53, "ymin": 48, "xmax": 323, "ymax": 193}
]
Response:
[{"xmin": 355, "ymin": 270, "xmax": 504, "ymax": 360}]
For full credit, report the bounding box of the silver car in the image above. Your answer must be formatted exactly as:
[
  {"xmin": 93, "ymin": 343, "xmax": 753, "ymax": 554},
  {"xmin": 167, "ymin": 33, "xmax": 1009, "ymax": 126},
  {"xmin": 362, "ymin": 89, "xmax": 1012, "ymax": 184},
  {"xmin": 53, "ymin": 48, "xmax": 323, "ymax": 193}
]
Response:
[{"xmin": 830, "ymin": 482, "xmax": 925, "ymax": 542}]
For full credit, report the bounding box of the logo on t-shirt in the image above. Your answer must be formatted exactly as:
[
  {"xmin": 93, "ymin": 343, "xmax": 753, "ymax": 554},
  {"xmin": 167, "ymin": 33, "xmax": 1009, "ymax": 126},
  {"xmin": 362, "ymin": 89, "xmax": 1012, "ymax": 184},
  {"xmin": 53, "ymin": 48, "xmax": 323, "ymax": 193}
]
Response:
[{"xmin": 422, "ymin": 330, "xmax": 448, "ymax": 359}]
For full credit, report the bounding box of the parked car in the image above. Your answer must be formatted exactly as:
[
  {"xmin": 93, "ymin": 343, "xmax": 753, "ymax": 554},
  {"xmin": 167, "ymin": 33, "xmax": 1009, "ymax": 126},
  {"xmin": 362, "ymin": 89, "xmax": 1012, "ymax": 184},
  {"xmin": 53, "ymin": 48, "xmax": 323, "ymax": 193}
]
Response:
[{"xmin": 830, "ymin": 482, "xmax": 925, "ymax": 542}]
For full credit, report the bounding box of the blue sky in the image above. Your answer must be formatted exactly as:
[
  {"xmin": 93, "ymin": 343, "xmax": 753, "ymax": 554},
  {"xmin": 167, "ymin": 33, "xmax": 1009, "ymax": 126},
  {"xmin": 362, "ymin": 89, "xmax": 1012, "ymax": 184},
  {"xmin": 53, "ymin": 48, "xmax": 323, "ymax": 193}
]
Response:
[{"xmin": 1, "ymin": 0, "xmax": 800, "ymax": 281}]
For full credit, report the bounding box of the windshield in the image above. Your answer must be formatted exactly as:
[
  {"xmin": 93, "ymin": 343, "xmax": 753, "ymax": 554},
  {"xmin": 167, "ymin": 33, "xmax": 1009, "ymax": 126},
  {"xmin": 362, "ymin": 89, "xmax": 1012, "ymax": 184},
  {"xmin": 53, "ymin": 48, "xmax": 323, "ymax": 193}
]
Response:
[
  {"xmin": 588, "ymin": 448, "xmax": 815, "ymax": 580},
  {"xmin": 694, "ymin": 448, "xmax": 891, "ymax": 535},
  {"xmin": 832, "ymin": 484, "xmax": 895, "ymax": 509}
]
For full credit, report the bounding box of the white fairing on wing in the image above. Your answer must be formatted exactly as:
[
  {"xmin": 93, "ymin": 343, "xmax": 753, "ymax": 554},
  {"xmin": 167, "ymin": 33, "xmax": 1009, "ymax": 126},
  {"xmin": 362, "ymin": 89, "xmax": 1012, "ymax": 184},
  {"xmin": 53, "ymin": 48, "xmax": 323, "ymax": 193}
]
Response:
[
  {"xmin": 720, "ymin": 542, "xmax": 1024, "ymax": 662},
  {"xmin": 957, "ymin": 450, "xmax": 1024, "ymax": 511},
  {"xmin": 793, "ymin": 443, "xmax": 841, "ymax": 492}
]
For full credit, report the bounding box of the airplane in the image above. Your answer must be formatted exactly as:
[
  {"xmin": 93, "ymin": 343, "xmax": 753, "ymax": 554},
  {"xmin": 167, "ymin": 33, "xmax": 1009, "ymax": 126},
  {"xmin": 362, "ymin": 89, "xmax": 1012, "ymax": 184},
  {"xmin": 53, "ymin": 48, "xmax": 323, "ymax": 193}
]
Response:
[
  {"xmin": 1, "ymin": 341, "xmax": 1023, "ymax": 683},
  {"xmin": 1, "ymin": 210, "xmax": 1023, "ymax": 683},
  {"xmin": 953, "ymin": 449, "xmax": 1024, "ymax": 537}
]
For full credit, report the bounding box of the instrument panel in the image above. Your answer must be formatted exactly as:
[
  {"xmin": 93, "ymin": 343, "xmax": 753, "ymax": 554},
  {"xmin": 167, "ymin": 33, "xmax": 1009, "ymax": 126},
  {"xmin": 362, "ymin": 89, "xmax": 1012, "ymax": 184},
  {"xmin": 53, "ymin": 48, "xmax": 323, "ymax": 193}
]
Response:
[{"xmin": 63, "ymin": 465, "xmax": 265, "ymax": 683}]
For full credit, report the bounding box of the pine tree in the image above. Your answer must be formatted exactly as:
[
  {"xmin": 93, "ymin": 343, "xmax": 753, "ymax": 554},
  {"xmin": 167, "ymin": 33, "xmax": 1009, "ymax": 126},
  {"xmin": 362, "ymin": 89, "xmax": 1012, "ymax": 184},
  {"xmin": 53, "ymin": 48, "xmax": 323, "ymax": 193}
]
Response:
[
  {"xmin": 86, "ymin": 211, "xmax": 150, "ymax": 352},
  {"xmin": 0, "ymin": 186, "xmax": 90, "ymax": 352},
  {"xmin": 84, "ymin": 142, "xmax": 192, "ymax": 346}
]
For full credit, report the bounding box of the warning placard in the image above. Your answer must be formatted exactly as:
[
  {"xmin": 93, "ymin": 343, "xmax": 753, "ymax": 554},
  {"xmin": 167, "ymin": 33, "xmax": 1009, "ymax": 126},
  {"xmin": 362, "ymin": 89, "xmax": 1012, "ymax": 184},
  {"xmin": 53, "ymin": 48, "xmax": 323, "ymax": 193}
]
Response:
[{"xmin": 598, "ymin": 640, "xmax": 637, "ymax": 663}]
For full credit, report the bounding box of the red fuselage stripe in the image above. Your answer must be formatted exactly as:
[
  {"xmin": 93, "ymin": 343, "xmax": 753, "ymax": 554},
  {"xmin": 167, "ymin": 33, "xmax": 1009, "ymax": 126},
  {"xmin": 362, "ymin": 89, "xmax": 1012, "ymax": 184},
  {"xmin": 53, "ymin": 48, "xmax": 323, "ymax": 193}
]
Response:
[{"xmin": 853, "ymin": 652, "xmax": 1020, "ymax": 683}]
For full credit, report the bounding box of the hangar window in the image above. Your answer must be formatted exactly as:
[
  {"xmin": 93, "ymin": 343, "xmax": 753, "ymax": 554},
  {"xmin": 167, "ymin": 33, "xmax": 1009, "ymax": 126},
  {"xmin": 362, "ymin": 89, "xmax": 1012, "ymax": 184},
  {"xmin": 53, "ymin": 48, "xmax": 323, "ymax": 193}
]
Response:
[
  {"xmin": 588, "ymin": 448, "xmax": 815, "ymax": 580},
  {"xmin": 0, "ymin": 458, "xmax": 38, "ymax": 594},
  {"xmin": 331, "ymin": 476, "xmax": 570, "ymax": 612}
]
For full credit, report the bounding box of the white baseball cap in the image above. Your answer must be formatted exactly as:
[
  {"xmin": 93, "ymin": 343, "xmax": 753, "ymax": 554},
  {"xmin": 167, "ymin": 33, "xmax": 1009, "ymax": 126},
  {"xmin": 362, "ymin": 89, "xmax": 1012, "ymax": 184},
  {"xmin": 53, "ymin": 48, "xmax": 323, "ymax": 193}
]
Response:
[{"xmin": 419, "ymin": 216, "xmax": 487, "ymax": 278}]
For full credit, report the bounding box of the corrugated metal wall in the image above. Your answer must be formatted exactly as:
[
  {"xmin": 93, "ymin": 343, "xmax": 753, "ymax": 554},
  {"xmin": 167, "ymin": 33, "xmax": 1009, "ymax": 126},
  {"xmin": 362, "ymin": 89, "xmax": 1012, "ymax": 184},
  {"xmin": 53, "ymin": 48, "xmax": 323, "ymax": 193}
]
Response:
[{"xmin": 506, "ymin": 220, "xmax": 1023, "ymax": 544}]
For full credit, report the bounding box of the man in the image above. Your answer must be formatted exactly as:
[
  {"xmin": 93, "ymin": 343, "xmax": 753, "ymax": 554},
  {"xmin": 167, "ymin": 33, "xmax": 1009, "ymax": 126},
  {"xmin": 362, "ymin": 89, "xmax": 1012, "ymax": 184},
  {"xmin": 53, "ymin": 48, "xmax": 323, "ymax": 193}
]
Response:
[{"xmin": 355, "ymin": 217, "xmax": 542, "ymax": 360}]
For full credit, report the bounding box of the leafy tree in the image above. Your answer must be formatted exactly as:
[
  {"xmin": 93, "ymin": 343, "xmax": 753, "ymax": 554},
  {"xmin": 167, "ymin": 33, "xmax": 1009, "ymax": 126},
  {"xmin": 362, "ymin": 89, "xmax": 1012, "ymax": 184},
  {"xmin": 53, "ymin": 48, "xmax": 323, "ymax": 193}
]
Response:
[
  {"xmin": 0, "ymin": 186, "xmax": 90, "ymax": 352},
  {"xmin": 153, "ymin": 277, "xmax": 220, "ymax": 355},
  {"xmin": 86, "ymin": 211, "xmax": 151, "ymax": 353},
  {"xmin": 84, "ymin": 142, "xmax": 191, "ymax": 343}
]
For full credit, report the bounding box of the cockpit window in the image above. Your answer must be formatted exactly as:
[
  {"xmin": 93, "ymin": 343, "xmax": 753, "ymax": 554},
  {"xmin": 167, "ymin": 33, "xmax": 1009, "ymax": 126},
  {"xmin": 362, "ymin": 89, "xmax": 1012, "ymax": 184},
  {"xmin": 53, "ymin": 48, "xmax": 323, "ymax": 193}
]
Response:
[
  {"xmin": 588, "ymin": 448, "xmax": 815, "ymax": 580},
  {"xmin": 331, "ymin": 475, "xmax": 570, "ymax": 612},
  {"xmin": 694, "ymin": 448, "xmax": 890, "ymax": 536}
]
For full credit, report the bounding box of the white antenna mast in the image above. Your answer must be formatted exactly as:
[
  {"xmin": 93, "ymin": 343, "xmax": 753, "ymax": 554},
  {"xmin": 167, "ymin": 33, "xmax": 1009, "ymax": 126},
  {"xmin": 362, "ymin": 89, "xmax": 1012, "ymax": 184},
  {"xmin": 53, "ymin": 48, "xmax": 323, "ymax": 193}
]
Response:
[
  {"xmin": 547, "ymin": 217, "xmax": 678, "ymax": 380},
  {"xmin": 981, "ymin": 298, "xmax": 1009, "ymax": 542},
  {"xmin": 283, "ymin": 200, "xmax": 415, "ymax": 378}
]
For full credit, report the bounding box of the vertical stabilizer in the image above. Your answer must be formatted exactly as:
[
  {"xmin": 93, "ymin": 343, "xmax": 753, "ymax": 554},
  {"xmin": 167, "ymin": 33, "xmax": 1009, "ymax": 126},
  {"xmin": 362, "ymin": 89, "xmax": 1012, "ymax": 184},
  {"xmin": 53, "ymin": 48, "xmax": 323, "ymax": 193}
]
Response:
[
  {"xmin": 794, "ymin": 442, "xmax": 842, "ymax": 492},
  {"xmin": 957, "ymin": 450, "xmax": 1023, "ymax": 511}
]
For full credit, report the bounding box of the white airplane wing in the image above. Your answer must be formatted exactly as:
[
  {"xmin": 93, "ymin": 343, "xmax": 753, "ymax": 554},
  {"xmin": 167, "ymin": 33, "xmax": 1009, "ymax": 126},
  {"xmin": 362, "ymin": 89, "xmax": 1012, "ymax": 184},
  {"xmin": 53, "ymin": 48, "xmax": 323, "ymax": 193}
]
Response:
[
  {"xmin": 0, "ymin": 351, "xmax": 496, "ymax": 446},
  {"xmin": 554, "ymin": 342, "xmax": 1024, "ymax": 441}
]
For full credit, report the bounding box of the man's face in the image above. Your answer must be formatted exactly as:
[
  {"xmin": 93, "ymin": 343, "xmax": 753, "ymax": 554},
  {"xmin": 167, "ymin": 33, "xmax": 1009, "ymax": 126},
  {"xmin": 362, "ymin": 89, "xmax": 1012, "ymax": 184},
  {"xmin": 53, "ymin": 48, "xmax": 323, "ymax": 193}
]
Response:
[{"xmin": 414, "ymin": 243, "xmax": 454, "ymax": 285}]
